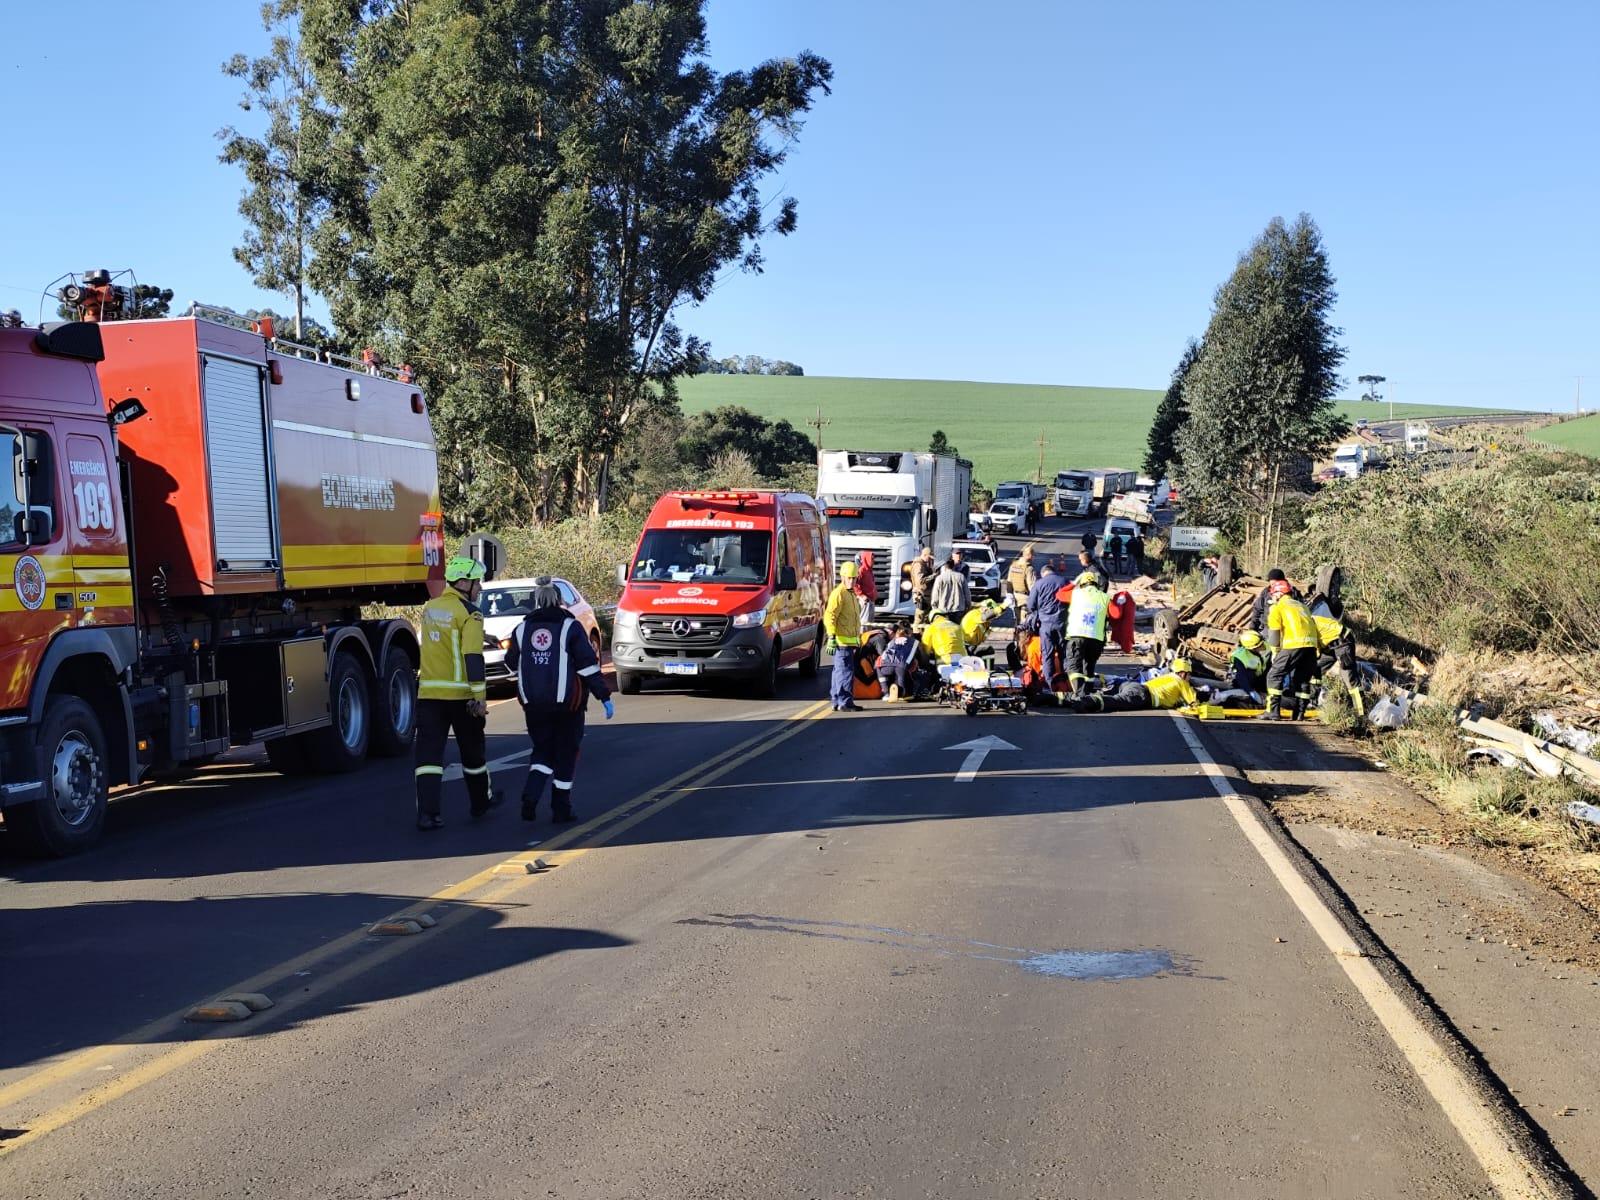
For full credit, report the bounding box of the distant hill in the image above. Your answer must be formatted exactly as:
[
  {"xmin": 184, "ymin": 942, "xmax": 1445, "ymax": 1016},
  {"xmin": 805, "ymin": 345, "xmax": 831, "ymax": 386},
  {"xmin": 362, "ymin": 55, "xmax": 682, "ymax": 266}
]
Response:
[
  {"xmin": 676, "ymin": 374, "xmax": 1494, "ymax": 484},
  {"xmin": 1532, "ymin": 412, "xmax": 1600, "ymax": 459}
]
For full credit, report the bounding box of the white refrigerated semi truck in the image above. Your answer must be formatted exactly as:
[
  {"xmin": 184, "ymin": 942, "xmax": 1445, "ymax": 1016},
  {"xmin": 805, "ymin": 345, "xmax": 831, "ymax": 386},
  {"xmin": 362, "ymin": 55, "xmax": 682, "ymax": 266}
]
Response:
[{"xmin": 816, "ymin": 449, "xmax": 973, "ymax": 618}]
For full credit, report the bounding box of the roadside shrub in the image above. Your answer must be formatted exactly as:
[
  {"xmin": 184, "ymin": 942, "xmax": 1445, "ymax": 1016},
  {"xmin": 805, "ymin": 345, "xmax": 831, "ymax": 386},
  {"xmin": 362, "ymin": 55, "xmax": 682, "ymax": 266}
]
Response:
[
  {"xmin": 492, "ymin": 515, "xmax": 642, "ymax": 604},
  {"xmin": 1297, "ymin": 446, "xmax": 1600, "ymax": 663}
]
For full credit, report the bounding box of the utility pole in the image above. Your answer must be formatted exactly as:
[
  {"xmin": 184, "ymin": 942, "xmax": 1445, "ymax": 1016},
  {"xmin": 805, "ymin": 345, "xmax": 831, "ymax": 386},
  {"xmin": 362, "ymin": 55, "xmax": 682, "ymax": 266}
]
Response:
[
  {"xmin": 1578, "ymin": 377, "xmax": 1584, "ymax": 416},
  {"xmin": 1034, "ymin": 428, "xmax": 1048, "ymax": 485},
  {"xmin": 806, "ymin": 405, "xmax": 830, "ymax": 470}
]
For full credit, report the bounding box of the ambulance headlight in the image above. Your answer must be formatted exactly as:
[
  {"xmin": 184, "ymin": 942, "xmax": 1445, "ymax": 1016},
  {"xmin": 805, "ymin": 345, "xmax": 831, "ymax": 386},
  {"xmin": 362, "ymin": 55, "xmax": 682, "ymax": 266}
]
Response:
[{"xmin": 732, "ymin": 607, "xmax": 768, "ymax": 628}]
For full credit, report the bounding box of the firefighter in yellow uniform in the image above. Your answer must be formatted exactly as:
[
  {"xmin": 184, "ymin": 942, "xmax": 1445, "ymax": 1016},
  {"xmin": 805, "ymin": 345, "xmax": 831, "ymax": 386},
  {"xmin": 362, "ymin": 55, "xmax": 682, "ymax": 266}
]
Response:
[
  {"xmin": 920, "ymin": 612, "xmax": 968, "ymax": 666},
  {"xmin": 1261, "ymin": 578, "xmax": 1320, "ymax": 721},
  {"xmin": 960, "ymin": 598, "xmax": 1006, "ymax": 647},
  {"xmin": 824, "ymin": 561, "xmax": 864, "ymax": 712},
  {"xmin": 415, "ymin": 556, "xmax": 498, "ymax": 829},
  {"xmin": 1313, "ymin": 611, "xmax": 1364, "ymax": 716},
  {"xmin": 1068, "ymin": 658, "xmax": 1198, "ymax": 712}
]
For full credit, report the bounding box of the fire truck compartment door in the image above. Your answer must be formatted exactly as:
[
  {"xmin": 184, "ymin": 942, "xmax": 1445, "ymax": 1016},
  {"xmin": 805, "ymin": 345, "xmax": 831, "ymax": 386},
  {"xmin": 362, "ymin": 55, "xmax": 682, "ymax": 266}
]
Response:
[
  {"xmin": 281, "ymin": 636, "xmax": 329, "ymax": 731},
  {"xmin": 201, "ymin": 355, "xmax": 278, "ymax": 570}
]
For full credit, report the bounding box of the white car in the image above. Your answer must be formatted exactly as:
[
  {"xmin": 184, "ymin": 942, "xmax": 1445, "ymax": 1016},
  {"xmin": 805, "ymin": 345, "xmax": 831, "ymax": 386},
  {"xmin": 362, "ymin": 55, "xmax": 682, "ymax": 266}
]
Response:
[
  {"xmin": 952, "ymin": 539, "xmax": 1003, "ymax": 600},
  {"xmin": 479, "ymin": 577, "xmax": 603, "ymax": 690},
  {"xmin": 987, "ymin": 500, "xmax": 1024, "ymax": 533},
  {"xmin": 967, "ymin": 510, "xmax": 993, "ymax": 534}
]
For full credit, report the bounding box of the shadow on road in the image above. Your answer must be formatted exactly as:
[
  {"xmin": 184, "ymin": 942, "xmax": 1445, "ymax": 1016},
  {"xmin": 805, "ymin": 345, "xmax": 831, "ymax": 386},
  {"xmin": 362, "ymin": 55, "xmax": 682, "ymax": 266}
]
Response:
[
  {"xmin": 0, "ymin": 892, "xmax": 629, "ymax": 1072},
  {"xmin": 1, "ymin": 516, "xmax": 1192, "ymax": 1078}
]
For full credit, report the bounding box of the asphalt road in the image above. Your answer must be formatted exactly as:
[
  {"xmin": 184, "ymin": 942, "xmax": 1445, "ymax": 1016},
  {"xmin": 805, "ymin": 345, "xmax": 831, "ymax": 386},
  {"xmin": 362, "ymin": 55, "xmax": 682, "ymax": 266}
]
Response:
[{"xmin": 0, "ymin": 517, "xmax": 1503, "ymax": 1198}]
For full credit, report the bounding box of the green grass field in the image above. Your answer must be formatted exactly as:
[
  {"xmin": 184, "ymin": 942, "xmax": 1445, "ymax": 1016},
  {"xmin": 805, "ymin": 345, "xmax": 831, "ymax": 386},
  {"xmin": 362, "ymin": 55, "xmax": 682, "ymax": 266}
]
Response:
[
  {"xmin": 676, "ymin": 374, "xmax": 1495, "ymax": 484},
  {"xmin": 1532, "ymin": 412, "xmax": 1600, "ymax": 458}
]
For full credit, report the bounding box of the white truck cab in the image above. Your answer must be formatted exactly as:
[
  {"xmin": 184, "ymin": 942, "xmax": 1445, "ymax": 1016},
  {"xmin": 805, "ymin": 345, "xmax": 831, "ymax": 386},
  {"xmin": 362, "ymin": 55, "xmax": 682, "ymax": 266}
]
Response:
[{"xmin": 817, "ymin": 449, "xmax": 973, "ymax": 618}]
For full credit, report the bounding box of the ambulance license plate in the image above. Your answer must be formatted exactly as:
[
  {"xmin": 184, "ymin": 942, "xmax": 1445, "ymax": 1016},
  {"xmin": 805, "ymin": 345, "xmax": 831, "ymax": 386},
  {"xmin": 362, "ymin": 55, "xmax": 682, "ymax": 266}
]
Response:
[{"xmin": 663, "ymin": 661, "xmax": 700, "ymax": 676}]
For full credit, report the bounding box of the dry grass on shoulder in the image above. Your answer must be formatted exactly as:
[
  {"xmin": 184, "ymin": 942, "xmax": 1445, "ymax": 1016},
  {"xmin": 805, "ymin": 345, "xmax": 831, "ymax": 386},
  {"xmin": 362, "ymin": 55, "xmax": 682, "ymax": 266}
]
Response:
[{"xmin": 1383, "ymin": 702, "xmax": 1600, "ymax": 863}]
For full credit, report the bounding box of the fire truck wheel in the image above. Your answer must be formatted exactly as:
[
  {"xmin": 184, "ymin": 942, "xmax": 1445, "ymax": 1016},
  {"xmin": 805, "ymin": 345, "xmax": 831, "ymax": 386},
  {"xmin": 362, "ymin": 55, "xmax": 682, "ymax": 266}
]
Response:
[
  {"xmin": 797, "ymin": 632, "xmax": 822, "ymax": 679},
  {"xmin": 305, "ymin": 652, "xmax": 371, "ymax": 773},
  {"xmin": 11, "ymin": 696, "xmax": 110, "ymax": 856},
  {"xmin": 370, "ymin": 645, "xmax": 418, "ymax": 758}
]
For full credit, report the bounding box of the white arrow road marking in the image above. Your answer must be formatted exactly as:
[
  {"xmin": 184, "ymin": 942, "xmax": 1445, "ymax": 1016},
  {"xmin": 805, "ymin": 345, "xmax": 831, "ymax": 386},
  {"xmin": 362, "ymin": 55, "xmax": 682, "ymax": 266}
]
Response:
[{"xmin": 944, "ymin": 735, "xmax": 1019, "ymax": 783}]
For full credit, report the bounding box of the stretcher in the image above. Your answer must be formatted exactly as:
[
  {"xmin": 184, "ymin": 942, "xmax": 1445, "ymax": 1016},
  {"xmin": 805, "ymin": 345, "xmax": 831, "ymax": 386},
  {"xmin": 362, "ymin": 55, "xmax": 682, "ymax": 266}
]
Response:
[{"xmin": 938, "ymin": 657, "xmax": 1027, "ymax": 716}]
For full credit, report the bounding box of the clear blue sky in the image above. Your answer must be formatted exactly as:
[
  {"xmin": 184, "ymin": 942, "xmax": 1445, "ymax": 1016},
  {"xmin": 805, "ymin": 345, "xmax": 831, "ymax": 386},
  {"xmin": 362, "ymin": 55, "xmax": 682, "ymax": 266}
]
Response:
[{"xmin": 2, "ymin": 1, "xmax": 1594, "ymax": 411}]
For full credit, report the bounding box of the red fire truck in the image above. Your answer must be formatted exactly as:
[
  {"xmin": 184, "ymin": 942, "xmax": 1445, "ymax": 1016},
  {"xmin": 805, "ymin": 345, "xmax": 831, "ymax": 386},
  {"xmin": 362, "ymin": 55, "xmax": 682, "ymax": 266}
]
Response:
[{"xmin": 0, "ymin": 306, "xmax": 443, "ymax": 854}]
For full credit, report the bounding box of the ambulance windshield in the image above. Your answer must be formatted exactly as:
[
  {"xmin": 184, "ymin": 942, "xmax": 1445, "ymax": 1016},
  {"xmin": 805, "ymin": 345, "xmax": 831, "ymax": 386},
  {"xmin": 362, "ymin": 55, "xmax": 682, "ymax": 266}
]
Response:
[{"xmin": 632, "ymin": 529, "xmax": 772, "ymax": 583}]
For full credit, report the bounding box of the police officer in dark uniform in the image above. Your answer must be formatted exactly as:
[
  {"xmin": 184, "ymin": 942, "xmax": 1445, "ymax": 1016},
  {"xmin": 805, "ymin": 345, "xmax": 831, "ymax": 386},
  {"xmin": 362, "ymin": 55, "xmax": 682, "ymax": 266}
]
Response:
[{"xmin": 504, "ymin": 578, "xmax": 614, "ymax": 822}]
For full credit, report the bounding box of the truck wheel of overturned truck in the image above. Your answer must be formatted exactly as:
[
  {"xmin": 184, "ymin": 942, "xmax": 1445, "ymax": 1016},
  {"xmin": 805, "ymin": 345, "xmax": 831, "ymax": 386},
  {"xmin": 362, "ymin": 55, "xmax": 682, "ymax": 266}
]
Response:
[
  {"xmin": 10, "ymin": 696, "xmax": 110, "ymax": 857},
  {"xmin": 304, "ymin": 652, "xmax": 371, "ymax": 773},
  {"xmin": 1315, "ymin": 564, "xmax": 1344, "ymax": 607},
  {"xmin": 616, "ymin": 668, "xmax": 642, "ymax": 696},
  {"xmin": 797, "ymin": 633, "xmax": 822, "ymax": 679},
  {"xmin": 1152, "ymin": 607, "xmax": 1181, "ymax": 651},
  {"xmin": 370, "ymin": 645, "xmax": 418, "ymax": 758}
]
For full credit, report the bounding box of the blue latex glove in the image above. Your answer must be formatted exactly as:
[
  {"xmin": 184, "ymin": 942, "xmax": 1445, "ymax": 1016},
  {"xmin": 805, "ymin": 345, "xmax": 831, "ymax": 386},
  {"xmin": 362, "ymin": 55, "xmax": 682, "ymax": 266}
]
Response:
[{"xmin": 602, "ymin": 698, "xmax": 616, "ymax": 720}]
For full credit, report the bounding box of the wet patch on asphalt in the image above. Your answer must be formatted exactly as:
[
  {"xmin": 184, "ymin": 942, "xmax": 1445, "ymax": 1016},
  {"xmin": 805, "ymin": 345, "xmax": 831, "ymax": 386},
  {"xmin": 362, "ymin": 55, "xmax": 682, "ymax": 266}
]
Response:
[
  {"xmin": 677, "ymin": 913, "xmax": 1195, "ymax": 981},
  {"xmin": 1016, "ymin": 949, "xmax": 1180, "ymax": 980}
]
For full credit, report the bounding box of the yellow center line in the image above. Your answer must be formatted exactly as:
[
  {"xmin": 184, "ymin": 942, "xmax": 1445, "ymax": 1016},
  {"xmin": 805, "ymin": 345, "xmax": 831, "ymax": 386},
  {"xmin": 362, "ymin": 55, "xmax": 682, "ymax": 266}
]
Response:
[{"xmin": 0, "ymin": 697, "xmax": 829, "ymax": 1151}]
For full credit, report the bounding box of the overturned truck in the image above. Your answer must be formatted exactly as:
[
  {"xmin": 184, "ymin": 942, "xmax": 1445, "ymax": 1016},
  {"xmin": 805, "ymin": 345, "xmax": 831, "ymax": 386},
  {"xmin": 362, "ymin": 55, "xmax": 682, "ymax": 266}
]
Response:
[{"xmin": 1150, "ymin": 557, "xmax": 1345, "ymax": 674}]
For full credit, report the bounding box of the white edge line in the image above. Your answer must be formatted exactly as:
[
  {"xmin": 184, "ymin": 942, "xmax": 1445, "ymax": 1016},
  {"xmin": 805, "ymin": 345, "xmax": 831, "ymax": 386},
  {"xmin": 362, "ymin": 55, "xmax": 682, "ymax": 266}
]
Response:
[{"xmin": 1169, "ymin": 713, "xmax": 1560, "ymax": 1200}]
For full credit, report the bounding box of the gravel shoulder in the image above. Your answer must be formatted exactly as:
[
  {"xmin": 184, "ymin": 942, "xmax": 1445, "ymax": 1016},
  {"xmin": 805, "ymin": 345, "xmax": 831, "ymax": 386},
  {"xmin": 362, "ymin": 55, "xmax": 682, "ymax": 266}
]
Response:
[{"xmin": 1207, "ymin": 719, "xmax": 1600, "ymax": 1190}]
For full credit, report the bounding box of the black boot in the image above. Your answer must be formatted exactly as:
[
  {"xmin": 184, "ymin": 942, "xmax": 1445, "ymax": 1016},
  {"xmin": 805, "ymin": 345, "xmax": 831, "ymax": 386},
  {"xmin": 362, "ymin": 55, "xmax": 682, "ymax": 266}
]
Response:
[
  {"xmin": 471, "ymin": 790, "xmax": 504, "ymax": 818},
  {"xmin": 522, "ymin": 773, "xmax": 549, "ymax": 820},
  {"xmin": 552, "ymin": 795, "xmax": 577, "ymax": 823},
  {"xmin": 1291, "ymin": 698, "xmax": 1308, "ymax": 723}
]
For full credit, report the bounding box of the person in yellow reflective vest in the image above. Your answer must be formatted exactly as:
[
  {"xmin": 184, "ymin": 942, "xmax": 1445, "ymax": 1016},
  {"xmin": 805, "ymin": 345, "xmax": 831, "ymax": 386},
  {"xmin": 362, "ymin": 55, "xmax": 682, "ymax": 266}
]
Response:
[
  {"xmin": 960, "ymin": 597, "xmax": 1006, "ymax": 647},
  {"xmin": 1064, "ymin": 571, "xmax": 1110, "ymax": 697},
  {"xmin": 825, "ymin": 561, "xmax": 864, "ymax": 712},
  {"xmin": 415, "ymin": 556, "xmax": 498, "ymax": 830},
  {"xmin": 1313, "ymin": 610, "xmax": 1365, "ymax": 716},
  {"xmin": 1229, "ymin": 630, "xmax": 1268, "ymax": 700},
  {"xmin": 1068, "ymin": 659, "xmax": 1199, "ymax": 712},
  {"xmin": 920, "ymin": 612, "xmax": 968, "ymax": 666},
  {"xmin": 1261, "ymin": 579, "xmax": 1320, "ymax": 721}
]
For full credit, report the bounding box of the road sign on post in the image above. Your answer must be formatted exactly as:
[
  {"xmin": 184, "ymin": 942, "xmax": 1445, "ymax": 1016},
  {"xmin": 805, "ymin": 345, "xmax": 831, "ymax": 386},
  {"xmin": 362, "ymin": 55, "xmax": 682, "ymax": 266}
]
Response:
[
  {"xmin": 1168, "ymin": 526, "xmax": 1220, "ymax": 553},
  {"xmin": 459, "ymin": 532, "xmax": 507, "ymax": 581}
]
